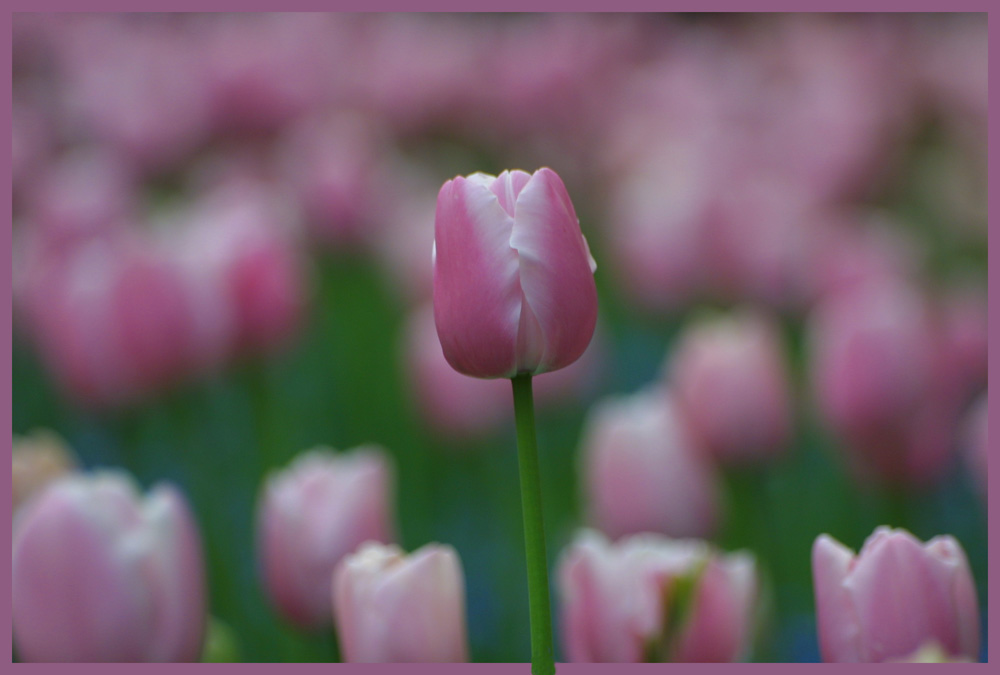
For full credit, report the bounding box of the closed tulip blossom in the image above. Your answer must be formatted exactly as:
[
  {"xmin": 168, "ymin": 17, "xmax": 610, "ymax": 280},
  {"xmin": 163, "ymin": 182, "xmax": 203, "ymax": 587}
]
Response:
[
  {"xmin": 333, "ymin": 541, "xmax": 468, "ymax": 662},
  {"xmin": 669, "ymin": 309, "xmax": 792, "ymax": 465},
  {"xmin": 433, "ymin": 167, "xmax": 598, "ymax": 674},
  {"xmin": 433, "ymin": 168, "xmax": 597, "ymax": 379},
  {"xmin": 580, "ymin": 386, "xmax": 720, "ymax": 540},
  {"xmin": 812, "ymin": 528, "xmax": 980, "ymax": 662},
  {"xmin": 257, "ymin": 447, "xmax": 394, "ymax": 629},
  {"xmin": 558, "ymin": 530, "xmax": 757, "ymax": 663},
  {"xmin": 12, "ymin": 471, "xmax": 206, "ymax": 662}
]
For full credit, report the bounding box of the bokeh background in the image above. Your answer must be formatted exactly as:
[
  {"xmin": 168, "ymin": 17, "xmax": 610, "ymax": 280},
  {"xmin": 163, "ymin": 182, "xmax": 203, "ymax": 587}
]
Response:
[{"xmin": 11, "ymin": 12, "xmax": 987, "ymax": 663}]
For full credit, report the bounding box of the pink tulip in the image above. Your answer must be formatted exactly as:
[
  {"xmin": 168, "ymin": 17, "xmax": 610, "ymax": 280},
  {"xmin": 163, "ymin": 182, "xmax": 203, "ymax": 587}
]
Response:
[
  {"xmin": 56, "ymin": 17, "xmax": 210, "ymax": 173},
  {"xmin": 433, "ymin": 168, "xmax": 597, "ymax": 379},
  {"xmin": 559, "ymin": 530, "xmax": 757, "ymax": 662},
  {"xmin": 580, "ymin": 386, "xmax": 720, "ymax": 540},
  {"xmin": 669, "ymin": 309, "xmax": 792, "ymax": 465},
  {"xmin": 808, "ymin": 278, "xmax": 935, "ymax": 443},
  {"xmin": 12, "ymin": 429, "xmax": 78, "ymax": 514},
  {"xmin": 802, "ymin": 211, "xmax": 923, "ymax": 304},
  {"xmin": 812, "ymin": 528, "xmax": 980, "ymax": 662},
  {"xmin": 402, "ymin": 305, "xmax": 511, "ymax": 440},
  {"xmin": 23, "ymin": 149, "xmax": 136, "ymax": 247},
  {"xmin": 181, "ymin": 180, "xmax": 307, "ymax": 358},
  {"xmin": 274, "ymin": 112, "xmax": 390, "ymax": 250},
  {"xmin": 12, "ymin": 471, "xmax": 205, "ymax": 662},
  {"xmin": 258, "ymin": 447, "xmax": 394, "ymax": 629},
  {"xmin": 333, "ymin": 541, "xmax": 468, "ymax": 662}
]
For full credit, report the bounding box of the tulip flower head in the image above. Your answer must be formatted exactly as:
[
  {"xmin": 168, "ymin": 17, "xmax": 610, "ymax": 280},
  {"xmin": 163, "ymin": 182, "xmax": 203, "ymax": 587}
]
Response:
[
  {"xmin": 257, "ymin": 446, "xmax": 394, "ymax": 629},
  {"xmin": 333, "ymin": 541, "xmax": 469, "ymax": 662},
  {"xmin": 558, "ymin": 530, "xmax": 757, "ymax": 663},
  {"xmin": 433, "ymin": 168, "xmax": 597, "ymax": 379},
  {"xmin": 580, "ymin": 386, "xmax": 720, "ymax": 540},
  {"xmin": 812, "ymin": 527, "xmax": 980, "ymax": 662},
  {"xmin": 12, "ymin": 471, "xmax": 206, "ymax": 662}
]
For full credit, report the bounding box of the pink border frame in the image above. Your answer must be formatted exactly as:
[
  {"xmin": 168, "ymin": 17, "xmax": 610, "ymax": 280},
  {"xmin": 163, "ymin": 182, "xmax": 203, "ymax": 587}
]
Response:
[{"xmin": 4, "ymin": 5, "xmax": 993, "ymax": 671}]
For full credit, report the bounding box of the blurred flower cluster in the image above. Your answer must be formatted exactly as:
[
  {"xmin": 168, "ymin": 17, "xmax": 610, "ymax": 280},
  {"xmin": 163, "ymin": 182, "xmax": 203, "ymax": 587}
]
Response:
[{"xmin": 11, "ymin": 12, "xmax": 986, "ymax": 664}]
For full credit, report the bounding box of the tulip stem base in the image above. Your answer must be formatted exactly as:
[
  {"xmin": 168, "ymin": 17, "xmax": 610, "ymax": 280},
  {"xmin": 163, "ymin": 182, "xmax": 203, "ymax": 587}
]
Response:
[{"xmin": 511, "ymin": 374, "xmax": 556, "ymax": 675}]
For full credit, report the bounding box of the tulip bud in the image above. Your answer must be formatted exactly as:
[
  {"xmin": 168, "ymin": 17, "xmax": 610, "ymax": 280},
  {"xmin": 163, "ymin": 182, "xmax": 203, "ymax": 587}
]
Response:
[
  {"xmin": 580, "ymin": 386, "xmax": 720, "ymax": 540},
  {"xmin": 669, "ymin": 309, "xmax": 792, "ymax": 465},
  {"xmin": 333, "ymin": 541, "xmax": 468, "ymax": 662},
  {"xmin": 12, "ymin": 429, "xmax": 78, "ymax": 514},
  {"xmin": 12, "ymin": 471, "xmax": 206, "ymax": 662},
  {"xmin": 433, "ymin": 168, "xmax": 597, "ymax": 379},
  {"xmin": 812, "ymin": 528, "xmax": 980, "ymax": 662},
  {"xmin": 559, "ymin": 530, "xmax": 757, "ymax": 663},
  {"xmin": 808, "ymin": 278, "xmax": 935, "ymax": 443},
  {"xmin": 257, "ymin": 447, "xmax": 394, "ymax": 629}
]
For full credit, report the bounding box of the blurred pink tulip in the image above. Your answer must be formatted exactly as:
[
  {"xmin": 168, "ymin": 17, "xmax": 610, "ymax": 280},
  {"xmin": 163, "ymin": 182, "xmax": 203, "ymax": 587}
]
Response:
[
  {"xmin": 433, "ymin": 168, "xmax": 597, "ymax": 379},
  {"xmin": 937, "ymin": 285, "xmax": 987, "ymax": 401},
  {"xmin": 703, "ymin": 175, "xmax": 818, "ymax": 310},
  {"xmin": 182, "ymin": 181, "xmax": 307, "ymax": 358},
  {"xmin": 56, "ymin": 17, "xmax": 210, "ymax": 172},
  {"xmin": 558, "ymin": 530, "xmax": 757, "ymax": 662},
  {"xmin": 812, "ymin": 528, "xmax": 979, "ymax": 662},
  {"xmin": 402, "ymin": 305, "xmax": 511, "ymax": 440},
  {"xmin": 13, "ymin": 471, "xmax": 206, "ymax": 662},
  {"xmin": 669, "ymin": 309, "xmax": 792, "ymax": 465},
  {"xmin": 605, "ymin": 151, "xmax": 713, "ymax": 313},
  {"xmin": 258, "ymin": 447, "xmax": 394, "ymax": 629},
  {"xmin": 802, "ymin": 211, "xmax": 923, "ymax": 304},
  {"xmin": 200, "ymin": 13, "xmax": 335, "ymax": 134},
  {"xmin": 808, "ymin": 278, "xmax": 935, "ymax": 444},
  {"xmin": 274, "ymin": 112, "xmax": 390, "ymax": 250},
  {"xmin": 25, "ymin": 237, "xmax": 177, "ymax": 408},
  {"xmin": 580, "ymin": 386, "xmax": 720, "ymax": 540},
  {"xmin": 333, "ymin": 541, "xmax": 468, "ymax": 662},
  {"xmin": 23, "ymin": 149, "xmax": 136, "ymax": 247}
]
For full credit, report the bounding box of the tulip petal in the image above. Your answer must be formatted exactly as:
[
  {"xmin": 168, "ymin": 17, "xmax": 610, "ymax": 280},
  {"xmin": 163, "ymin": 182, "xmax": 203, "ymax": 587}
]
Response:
[
  {"xmin": 812, "ymin": 534, "xmax": 862, "ymax": 662},
  {"xmin": 433, "ymin": 175, "xmax": 521, "ymax": 378},
  {"xmin": 13, "ymin": 482, "xmax": 152, "ymax": 662},
  {"xmin": 138, "ymin": 486, "xmax": 206, "ymax": 662},
  {"xmin": 510, "ymin": 168, "xmax": 597, "ymax": 374},
  {"xmin": 847, "ymin": 529, "xmax": 957, "ymax": 662},
  {"xmin": 377, "ymin": 545, "xmax": 468, "ymax": 662},
  {"xmin": 924, "ymin": 536, "xmax": 980, "ymax": 659}
]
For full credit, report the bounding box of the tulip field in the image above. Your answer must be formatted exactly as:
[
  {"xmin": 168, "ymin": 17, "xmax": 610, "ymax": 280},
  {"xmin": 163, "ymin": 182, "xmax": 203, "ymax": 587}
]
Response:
[{"xmin": 11, "ymin": 13, "xmax": 987, "ymax": 663}]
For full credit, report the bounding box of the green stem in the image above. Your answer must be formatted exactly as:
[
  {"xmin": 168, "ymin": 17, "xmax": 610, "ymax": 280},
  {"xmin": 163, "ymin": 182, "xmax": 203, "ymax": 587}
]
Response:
[{"xmin": 511, "ymin": 374, "xmax": 555, "ymax": 675}]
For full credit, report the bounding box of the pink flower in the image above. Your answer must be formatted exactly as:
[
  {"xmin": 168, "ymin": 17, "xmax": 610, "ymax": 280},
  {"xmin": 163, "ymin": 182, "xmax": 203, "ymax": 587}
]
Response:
[
  {"xmin": 558, "ymin": 530, "xmax": 757, "ymax": 662},
  {"xmin": 580, "ymin": 386, "xmax": 719, "ymax": 540},
  {"xmin": 669, "ymin": 309, "xmax": 792, "ymax": 465},
  {"xmin": 808, "ymin": 278, "xmax": 934, "ymax": 443},
  {"xmin": 257, "ymin": 447, "xmax": 394, "ymax": 629},
  {"xmin": 12, "ymin": 471, "xmax": 206, "ymax": 662},
  {"xmin": 433, "ymin": 168, "xmax": 597, "ymax": 379},
  {"xmin": 333, "ymin": 541, "xmax": 468, "ymax": 662},
  {"xmin": 812, "ymin": 527, "xmax": 980, "ymax": 662}
]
